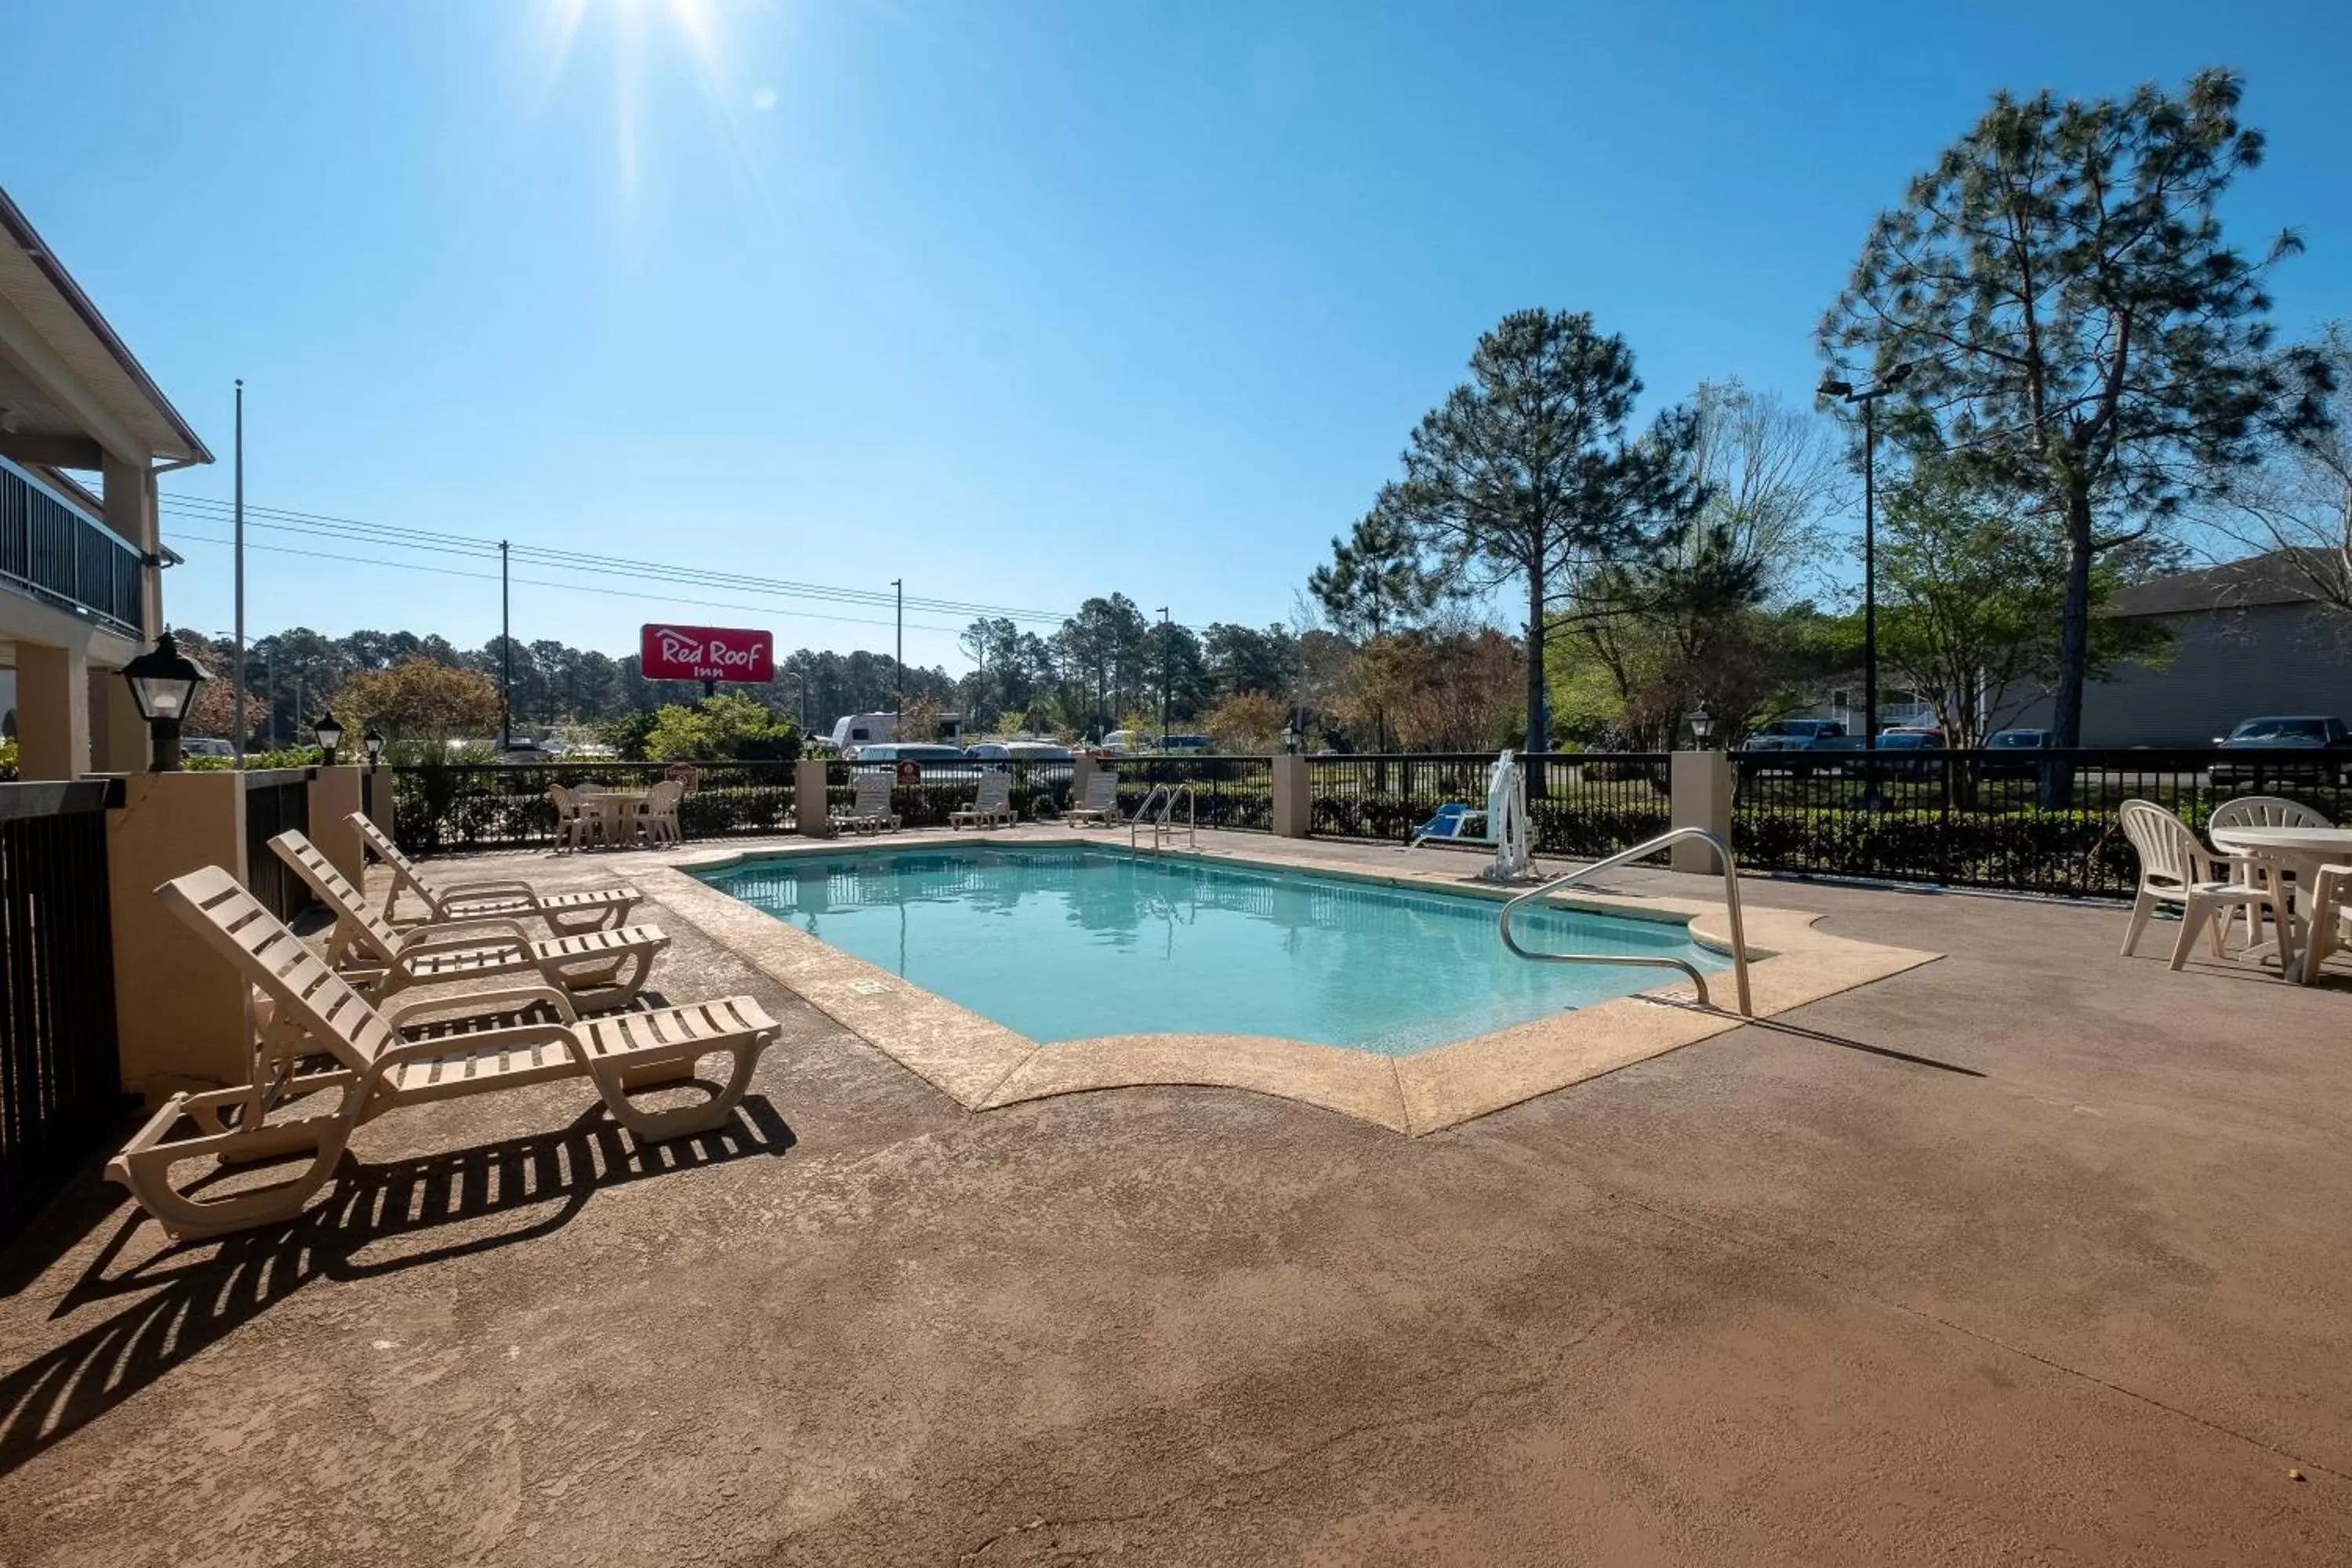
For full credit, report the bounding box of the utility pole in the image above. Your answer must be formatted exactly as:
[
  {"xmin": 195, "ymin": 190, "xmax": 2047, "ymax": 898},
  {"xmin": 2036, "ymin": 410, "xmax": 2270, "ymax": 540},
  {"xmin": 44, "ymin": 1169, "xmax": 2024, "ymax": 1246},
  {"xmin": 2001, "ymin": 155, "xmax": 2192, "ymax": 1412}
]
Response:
[
  {"xmin": 1157, "ymin": 606, "xmax": 1171, "ymax": 746},
  {"xmin": 892, "ymin": 578, "xmax": 903, "ymax": 720},
  {"xmin": 499, "ymin": 539, "xmax": 512, "ymax": 751},
  {"xmin": 232, "ymin": 380, "xmax": 245, "ymax": 768}
]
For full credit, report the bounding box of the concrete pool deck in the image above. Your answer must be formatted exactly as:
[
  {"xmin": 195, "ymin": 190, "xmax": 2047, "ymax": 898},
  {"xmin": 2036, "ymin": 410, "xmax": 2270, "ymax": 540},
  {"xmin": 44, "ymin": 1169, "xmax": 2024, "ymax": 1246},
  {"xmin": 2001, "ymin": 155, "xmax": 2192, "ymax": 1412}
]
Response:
[
  {"xmin": 4, "ymin": 826, "xmax": 2352, "ymax": 1563},
  {"xmin": 653, "ymin": 829, "xmax": 1940, "ymax": 1134}
]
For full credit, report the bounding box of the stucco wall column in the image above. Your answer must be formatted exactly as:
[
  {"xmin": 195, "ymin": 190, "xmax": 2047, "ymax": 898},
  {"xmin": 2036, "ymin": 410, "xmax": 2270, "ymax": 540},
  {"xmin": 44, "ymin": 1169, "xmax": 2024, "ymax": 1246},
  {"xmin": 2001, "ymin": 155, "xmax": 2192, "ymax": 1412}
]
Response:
[{"xmin": 16, "ymin": 641, "xmax": 91, "ymax": 779}]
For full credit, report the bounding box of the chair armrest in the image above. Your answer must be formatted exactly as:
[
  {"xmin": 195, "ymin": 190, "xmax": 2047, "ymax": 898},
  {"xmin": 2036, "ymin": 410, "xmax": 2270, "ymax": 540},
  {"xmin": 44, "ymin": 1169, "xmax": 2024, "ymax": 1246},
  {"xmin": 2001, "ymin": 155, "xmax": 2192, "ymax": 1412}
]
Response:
[
  {"xmin": 383, "ymin": 982, "xmax": 579, "ymax": 1031},
  {"xmin": 394, "ymin": 917, "xmax": 534, "ymax": 954}
]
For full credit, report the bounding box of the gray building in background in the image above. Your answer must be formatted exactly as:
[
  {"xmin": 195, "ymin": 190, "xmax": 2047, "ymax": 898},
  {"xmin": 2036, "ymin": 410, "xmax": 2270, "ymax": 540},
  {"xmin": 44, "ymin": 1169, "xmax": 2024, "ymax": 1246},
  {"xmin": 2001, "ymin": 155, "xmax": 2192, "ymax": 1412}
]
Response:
[{"xmin": 2009, "ymin": 551, "xmax": 2352, "ymax": 746}]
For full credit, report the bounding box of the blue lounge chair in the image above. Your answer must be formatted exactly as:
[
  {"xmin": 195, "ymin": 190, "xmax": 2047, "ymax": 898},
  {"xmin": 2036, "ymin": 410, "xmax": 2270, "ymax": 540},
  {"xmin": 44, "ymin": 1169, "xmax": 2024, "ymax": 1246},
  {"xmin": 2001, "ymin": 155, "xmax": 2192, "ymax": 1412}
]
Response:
[{"xmin": 1406, "ymin": 802, "xmax": 1493, "ymax": 853}]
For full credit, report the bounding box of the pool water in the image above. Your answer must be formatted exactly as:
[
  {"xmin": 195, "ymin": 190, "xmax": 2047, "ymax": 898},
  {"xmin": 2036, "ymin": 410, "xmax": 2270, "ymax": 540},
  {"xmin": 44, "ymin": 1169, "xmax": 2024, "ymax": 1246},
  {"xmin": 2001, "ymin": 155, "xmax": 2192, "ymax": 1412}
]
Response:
[{"xmin": 697, "ymin": 846, "xmax": 1726, "ymax": 1057}]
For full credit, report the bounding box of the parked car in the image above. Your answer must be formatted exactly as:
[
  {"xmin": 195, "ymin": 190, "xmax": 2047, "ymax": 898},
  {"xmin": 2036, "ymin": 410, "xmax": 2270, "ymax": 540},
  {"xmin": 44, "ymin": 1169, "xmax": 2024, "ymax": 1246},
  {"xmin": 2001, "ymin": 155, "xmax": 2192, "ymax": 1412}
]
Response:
[
  {"xmin": 1743, "ymin": 718, "xmax": 1846, "ymax": 752},
  {"xmin": 180, "ymin": 736, "xmax": 238, "ymax": 760},
  {"xmin": 850, "ymin": 742, "xmax": 980, "ymax": 780},
  {"xmin": 2210, "ymin": 715, "xmax": 2352, "ymax": 784},
  {"xmin": 1872, "ymin": 728, "xmax": 1947, "ymax": 779},
  {"xmin": 1743, "ymin": 718, "xmax": 1849, "ymax": 776},
  {"xmin": 1983, "ymin": 728, "xmax": 2053, "ymax": 778}
]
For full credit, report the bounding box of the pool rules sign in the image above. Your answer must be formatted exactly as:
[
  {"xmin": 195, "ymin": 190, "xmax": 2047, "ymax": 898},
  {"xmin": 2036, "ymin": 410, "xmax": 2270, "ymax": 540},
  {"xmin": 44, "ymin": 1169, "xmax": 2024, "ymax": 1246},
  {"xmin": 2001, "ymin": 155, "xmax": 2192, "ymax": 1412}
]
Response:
[{"xmin": 640, "ymin": 623, "xmax": 775, "ymax": 687}]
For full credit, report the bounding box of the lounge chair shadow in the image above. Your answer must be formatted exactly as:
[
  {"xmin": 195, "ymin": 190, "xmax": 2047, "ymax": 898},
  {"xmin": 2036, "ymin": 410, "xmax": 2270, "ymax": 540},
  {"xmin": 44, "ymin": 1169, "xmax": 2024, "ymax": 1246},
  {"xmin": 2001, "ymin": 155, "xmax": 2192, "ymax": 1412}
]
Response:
[{"xmin": 0, "ymin": 1094, "xmax": 792, "ymax": 1479}]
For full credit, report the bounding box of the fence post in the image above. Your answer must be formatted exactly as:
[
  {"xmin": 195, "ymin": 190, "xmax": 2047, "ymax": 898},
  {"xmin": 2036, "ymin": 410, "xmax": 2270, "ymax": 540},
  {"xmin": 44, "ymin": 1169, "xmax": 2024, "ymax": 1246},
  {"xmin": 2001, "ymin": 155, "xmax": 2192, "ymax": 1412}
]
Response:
[
  {"xmin": 106, "ymin": 771, "xmax": 251, "ymax": 1105},
  {"xmin": 796, "ymin": 757, "xmax": 833, "ymax": 837},
  {"xmin": 1273, "ymin": 753, "xmax": 1310, "ymax": 837},
  {"xmin": 1668, "ymin": 750, "xmax": 1732, "ymax": 873},
  {"xmin": 368, "ymin": 765, "xmax": 396, "ymax": 838},
  {"xmin": 307, "ymin": 766, "xmax": 365, "ymax": 887}
]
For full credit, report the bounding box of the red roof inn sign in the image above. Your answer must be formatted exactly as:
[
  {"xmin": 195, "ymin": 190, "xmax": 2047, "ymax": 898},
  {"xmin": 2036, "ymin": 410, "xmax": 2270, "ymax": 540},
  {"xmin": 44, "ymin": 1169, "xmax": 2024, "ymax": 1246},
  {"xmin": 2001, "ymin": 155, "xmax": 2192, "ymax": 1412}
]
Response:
[{"xmin": 640, "ymin": 623, "xmax": 775, "ymax": 684}]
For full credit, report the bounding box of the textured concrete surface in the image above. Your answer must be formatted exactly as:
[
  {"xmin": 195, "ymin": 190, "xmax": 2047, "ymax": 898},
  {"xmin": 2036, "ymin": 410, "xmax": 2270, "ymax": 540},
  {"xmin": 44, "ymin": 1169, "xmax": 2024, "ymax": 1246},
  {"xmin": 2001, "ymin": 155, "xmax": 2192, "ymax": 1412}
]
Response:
[{"xmin": 2, "ymin": 829, "xmax": 2350, "ymax": 1565}]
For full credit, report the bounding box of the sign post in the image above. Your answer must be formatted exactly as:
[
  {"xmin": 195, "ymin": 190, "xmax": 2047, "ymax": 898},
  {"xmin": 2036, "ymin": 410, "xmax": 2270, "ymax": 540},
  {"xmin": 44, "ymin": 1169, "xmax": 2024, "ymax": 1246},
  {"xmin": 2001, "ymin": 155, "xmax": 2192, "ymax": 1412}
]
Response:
[{"xmin": 640, "ymin": 624, "xmax": 777, "ymax": 691}]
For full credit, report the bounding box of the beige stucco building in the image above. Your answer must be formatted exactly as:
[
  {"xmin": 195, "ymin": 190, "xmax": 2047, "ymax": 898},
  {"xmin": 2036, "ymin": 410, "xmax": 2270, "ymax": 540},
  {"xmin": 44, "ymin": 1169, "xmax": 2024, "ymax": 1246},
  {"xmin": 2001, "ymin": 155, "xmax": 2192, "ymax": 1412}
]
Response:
[
  {"xmin": 0, "ymin": 185, "xmax": 211, "ymax": 779},
  {"xmin": 2003, "ymin": 551, "xmax": 2352, "ymax": 746}
]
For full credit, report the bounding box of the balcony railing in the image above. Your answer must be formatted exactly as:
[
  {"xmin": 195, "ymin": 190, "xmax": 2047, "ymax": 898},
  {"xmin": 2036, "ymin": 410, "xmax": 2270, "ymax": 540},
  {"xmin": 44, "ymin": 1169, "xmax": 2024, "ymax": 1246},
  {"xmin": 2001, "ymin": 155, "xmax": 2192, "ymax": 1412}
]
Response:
[{"xmin": 0, "ymin": 456, "xmax": 143, "ymax": 638}]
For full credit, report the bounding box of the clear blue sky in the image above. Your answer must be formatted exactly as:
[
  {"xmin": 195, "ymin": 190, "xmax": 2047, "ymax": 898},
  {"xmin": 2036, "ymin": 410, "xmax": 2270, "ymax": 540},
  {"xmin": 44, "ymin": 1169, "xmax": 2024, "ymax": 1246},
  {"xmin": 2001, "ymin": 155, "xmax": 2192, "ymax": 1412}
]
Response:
[{"xmin": 6, "ymin": 0, "xmax": 2347, "ymax": 671}]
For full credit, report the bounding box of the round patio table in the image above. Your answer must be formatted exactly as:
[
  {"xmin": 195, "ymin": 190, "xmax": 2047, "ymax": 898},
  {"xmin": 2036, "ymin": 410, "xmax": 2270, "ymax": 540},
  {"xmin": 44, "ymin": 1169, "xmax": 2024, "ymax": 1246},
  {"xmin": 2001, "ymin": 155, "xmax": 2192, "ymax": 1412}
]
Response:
[
  {"xmin": 573, "ymin": 789, "xmax": 651, "ymax": 850},
  {"xmin": 2208, "ymin": 824, "xmax": 2352, "ymax": 982}
]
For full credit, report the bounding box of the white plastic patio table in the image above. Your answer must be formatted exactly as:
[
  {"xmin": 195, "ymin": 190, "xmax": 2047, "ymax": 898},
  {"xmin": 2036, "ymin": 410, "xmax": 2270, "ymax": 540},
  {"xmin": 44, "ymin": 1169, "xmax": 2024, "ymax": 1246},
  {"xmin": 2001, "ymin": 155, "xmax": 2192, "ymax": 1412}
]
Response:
[
  {"xmin": 574, "ymin": 789, "xmax": 649, "ymax": 849},
  {"xmin": 2208, "ymin": 824, "xmax": 2352, "ymax": 982}
]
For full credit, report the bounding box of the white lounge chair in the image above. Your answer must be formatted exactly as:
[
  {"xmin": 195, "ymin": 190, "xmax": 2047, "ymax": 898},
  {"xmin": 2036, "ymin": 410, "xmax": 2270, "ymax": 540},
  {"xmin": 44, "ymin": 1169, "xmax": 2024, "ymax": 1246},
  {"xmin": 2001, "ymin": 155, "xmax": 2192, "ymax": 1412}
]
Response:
[
  {"xmin": 950, "ymin": 773, "xmax": 1016, "ymax": 830},
  {"xmin": 106, "ymin": 865, "xmax": 780, "ymax": 1240},
  {"xmin": 2116, "ymin": 799, "xmax": 2288, "ymax": 971},
  {"xmin": 350, "ymin": 811, "xmax": 641, "ymax": 934},
  {"xmin": 1064, "ymin": 771, "xmax": 1120, "ymax": 828},
  {"xmin": 270, "ymin": 829, "xmax": 669, "ymax": 1005},
  {"xmin": 831, "ymin": 771, "xmax": 901, "ymax": 835}
]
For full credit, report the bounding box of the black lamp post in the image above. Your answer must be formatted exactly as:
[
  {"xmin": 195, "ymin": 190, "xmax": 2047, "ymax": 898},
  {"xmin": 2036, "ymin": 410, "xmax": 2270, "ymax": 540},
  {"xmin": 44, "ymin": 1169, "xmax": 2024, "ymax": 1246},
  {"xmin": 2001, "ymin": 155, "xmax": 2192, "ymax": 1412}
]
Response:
[
  {"xmin": 1817, "ymin": 362, "xmax": 1915, "ymax": 753},
  {"xmin": 1690, "ymin": 708, "xmax": 1716, "ymax": 749},
  {"xmin": 1280, "ymin": 720, "xmax": 1300, "ymax": 756},
  {"xmin": 311, "ymin": 712, "xmax": 345, "ymax": 767},
  {"xmin": 122, "ymin": 629, "xmax": 212, "ymax": 771},
  {"xmin": 362, "ymin": 724, "xmax": 386, "ymax": 767}
]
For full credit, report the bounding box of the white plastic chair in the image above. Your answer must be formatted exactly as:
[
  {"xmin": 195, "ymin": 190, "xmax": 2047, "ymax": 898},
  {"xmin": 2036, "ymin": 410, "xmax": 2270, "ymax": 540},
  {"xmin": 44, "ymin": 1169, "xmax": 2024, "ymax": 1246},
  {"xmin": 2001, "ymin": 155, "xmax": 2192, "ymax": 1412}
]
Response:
[
  {"xmin": 637, "ymin": 779, "xmax": 685, "ymax": 847},
  {"xmin": 2298, "ymin": 864, "xmax": 2352, "ymax": 985},
  {"xmin": 2117, "ymin": 799, "xmax": 2288, "ymax": 972},
  {"xmin": 2208, "ymin": 797, "xmax": 2333, "ymax": 943}
]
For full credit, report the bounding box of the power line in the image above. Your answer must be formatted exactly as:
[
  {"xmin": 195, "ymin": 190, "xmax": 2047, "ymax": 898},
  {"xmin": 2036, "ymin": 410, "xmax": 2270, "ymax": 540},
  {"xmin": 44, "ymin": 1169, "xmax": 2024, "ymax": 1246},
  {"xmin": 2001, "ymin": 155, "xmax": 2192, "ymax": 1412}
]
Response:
[
  {"xmin": 158, "ymin": 492, "xmax": 1080, "ymax": 623},
  {"xmin": 162, "ymin": 529, "xmax": 982, "ymax": 636}
]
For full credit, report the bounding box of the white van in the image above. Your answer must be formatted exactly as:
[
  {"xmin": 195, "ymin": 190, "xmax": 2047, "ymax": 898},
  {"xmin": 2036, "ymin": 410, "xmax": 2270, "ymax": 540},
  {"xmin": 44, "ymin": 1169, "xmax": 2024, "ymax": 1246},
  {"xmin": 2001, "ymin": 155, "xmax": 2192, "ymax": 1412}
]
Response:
[
  {"xmin": 829, "ymin": 710, "xmax": 967, "ymax": 757},
  {"xmin": 829, "ymin": 713, "xmax": 898, "ymax": 755}
]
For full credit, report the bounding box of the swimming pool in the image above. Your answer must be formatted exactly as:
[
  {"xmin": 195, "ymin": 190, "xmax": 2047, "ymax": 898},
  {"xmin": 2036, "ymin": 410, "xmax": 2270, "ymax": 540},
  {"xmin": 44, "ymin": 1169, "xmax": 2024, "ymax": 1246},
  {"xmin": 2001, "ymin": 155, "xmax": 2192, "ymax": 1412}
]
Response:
[{"xmin": 695, "ymin": 846, "xmax": 1727, "ymax": 1056}]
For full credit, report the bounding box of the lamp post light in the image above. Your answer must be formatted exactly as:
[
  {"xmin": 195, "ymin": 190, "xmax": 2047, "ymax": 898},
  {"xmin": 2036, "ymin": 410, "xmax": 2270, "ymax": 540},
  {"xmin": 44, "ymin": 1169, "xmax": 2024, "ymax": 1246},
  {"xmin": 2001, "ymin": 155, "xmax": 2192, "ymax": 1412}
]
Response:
[
  {"xmin": 122, "ymin": 629, "xmax": 212, "ymax": 771},
  {"xmin": 362, "ymin": 724, "xmax": 386, "ymax": 768},
  {"xmin": 1280, "ymin": 720, "xmax": 1300, "ymax": 756},
  {"xmin": 311, "ymin": 712, "xmax": 346, "ymax": 767},
  {"xmin": 1817, "ymin": 361, "xmax": 1916, "ymax": 753},
  {"xmin": 1690, "ymin": 708, "xmax": 1716, "ymax": 749}
]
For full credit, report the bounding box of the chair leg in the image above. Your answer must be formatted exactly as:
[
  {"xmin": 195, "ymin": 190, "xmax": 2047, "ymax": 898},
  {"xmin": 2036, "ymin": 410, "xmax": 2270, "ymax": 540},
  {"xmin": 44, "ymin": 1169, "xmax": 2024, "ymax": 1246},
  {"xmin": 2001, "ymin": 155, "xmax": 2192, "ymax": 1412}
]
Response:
[
  {"xmin": 2169, "ymin": 897, "xmax": 2213, "ymax": 971},
  {"xmin": 2122, "ymin": 888, "xmax": 2156, "ymax": 957}
]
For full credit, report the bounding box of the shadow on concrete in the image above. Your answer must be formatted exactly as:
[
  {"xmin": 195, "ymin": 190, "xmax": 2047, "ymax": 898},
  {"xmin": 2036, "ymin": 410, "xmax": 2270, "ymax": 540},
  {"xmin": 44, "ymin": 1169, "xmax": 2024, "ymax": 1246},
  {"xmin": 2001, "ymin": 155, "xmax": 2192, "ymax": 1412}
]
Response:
[
  {"xmin": 0, "ymin": 1095, "xmax": 792, "ymax": 1479},
  {"xmin": 1638, "ymin": 996, "xmax": 1985, "ymax": 1077}
]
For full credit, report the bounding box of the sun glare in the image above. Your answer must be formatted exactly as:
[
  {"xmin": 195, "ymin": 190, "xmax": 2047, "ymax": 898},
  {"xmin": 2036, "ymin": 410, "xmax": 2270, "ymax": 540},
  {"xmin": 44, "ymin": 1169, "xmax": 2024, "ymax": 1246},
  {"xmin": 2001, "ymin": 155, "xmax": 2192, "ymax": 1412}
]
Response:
[{"xmin": 526, "ymin": 0, "xmax": 776, "ymax": 206}]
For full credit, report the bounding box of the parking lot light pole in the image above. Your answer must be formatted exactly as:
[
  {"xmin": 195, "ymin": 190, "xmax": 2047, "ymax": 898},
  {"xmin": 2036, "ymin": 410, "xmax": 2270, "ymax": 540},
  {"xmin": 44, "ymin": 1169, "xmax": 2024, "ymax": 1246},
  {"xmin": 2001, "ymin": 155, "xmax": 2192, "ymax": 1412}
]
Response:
[{"xmin": 1817, "ymin": 362, "xmax": 1915, "ymax": 754}]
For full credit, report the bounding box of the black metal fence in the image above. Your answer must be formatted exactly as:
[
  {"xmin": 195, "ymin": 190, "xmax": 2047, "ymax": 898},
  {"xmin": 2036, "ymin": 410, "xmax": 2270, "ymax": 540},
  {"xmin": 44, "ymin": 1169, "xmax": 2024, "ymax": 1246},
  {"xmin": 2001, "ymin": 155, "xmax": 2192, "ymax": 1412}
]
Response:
[
  {"xmin": 0, "ymin": 782, "xmax": 124, "ymax": 1243},
  {"xmin": 1733, "ymin": 748, "xmax": 2352, "ymax": 898},
  {"xmin": 242, "ymin": 769, "xmax": 314, "ymax": 923},
  {"xmin": 1103, "ymin": 756, "xmax": 1274, "ymax": 832},
  {"xmin": 838, "ymin": 757, "xmax": 1080, "ymax": 829},
  {"xmin": 393, "ymin": 762, "xmax": 798, "ymax": 853},
  {"xmin": 1307, "ymin": 752, "xmax": 1672, "ymax": 857},
  {"xmin": 388, "ymin": 746, "xmax": 2346, "ymax": 902}
]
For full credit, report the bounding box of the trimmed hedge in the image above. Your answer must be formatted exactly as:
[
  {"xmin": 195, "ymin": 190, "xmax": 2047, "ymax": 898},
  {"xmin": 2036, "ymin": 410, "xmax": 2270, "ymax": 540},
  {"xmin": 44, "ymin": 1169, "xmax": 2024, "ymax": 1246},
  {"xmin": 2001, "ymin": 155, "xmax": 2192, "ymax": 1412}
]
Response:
[{"xmin": 1735, "ymin": 806, "xmax": 2131, "ymax": 895}]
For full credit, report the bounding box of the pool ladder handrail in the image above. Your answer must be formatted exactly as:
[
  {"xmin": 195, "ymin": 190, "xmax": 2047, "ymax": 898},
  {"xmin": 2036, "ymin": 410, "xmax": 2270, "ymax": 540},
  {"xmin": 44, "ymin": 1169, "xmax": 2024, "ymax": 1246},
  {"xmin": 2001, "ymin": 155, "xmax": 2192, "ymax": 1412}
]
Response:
[
  {"xmin": 1497, "ymin": 826, "xmax": 1752, "ymax": 1016},
  {"xmin": 1130, "ymin": 782, "xmax": 1196, "ymax": 853}
]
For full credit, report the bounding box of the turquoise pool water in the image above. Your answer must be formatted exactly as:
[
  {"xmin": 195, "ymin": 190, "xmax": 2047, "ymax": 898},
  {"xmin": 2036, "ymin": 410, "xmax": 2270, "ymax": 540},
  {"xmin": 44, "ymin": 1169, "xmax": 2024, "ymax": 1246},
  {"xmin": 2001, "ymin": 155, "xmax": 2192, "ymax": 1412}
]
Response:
[{"xmin": 696, "ymin": 846, "xmax": 1726, "ymax": 1057}]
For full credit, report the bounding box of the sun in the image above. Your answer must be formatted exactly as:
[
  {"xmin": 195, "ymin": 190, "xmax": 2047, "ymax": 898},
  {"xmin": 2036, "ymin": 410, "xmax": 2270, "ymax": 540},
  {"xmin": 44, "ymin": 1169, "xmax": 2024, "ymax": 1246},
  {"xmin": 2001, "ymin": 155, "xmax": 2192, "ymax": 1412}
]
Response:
[{"xmin": 528, "ymin": 0, "xmax": 769, "ymax": 198}]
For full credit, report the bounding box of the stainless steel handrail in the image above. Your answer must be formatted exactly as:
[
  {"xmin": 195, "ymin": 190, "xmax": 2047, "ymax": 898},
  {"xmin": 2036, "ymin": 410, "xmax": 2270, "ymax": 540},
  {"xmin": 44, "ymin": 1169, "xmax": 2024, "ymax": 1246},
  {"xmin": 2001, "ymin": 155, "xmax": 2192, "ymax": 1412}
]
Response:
[
  {"xmin": 1130, "ymin": 783, "xmax": 1196, "ymax": 853},
  {"xmin": 1497, "ymin": 826, "xmax": 1752, "ymax": 1015}
]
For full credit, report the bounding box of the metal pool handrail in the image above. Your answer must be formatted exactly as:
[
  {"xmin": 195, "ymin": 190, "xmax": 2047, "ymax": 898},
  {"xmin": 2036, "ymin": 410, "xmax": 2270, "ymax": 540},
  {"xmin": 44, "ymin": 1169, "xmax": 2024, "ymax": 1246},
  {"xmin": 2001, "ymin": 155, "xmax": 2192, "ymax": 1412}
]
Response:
[
  {"xmin": 1497, "ymin": 827, "xmax": 1752, "ymax": 1016},
  {"xmin": 1131, "ymin": 782, "xmax": 1196, "ymax": 853}
]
